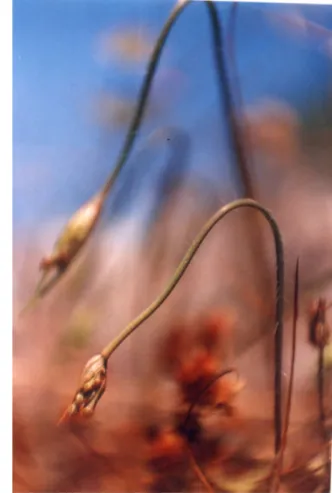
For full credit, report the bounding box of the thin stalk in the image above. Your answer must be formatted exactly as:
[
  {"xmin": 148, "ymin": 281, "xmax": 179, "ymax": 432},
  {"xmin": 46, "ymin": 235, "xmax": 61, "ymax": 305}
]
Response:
[
  {"xmin": 100, "ymin": 198, "xmax": 285, "ymax": 455},
  {"xmin": 271, "ymin": 259, "xmax": 299, "ymax": 492},
  {"xmin": 226, "ymin": 1, "xmax": 275, "ymax": 354},
  {"xmin": 318, "ymin": 346, "xmax": 326, "ymax": 432},
  {"xmin": 226, "ymin": 1, "xmax": 254, "ymax": 197},
  {"xmin": 186, "ymin": 442, "xmax": 215, "ymax": 493},
  {"xmin": 100, "ymin": 0, "xmax": 229, "ymax": 198},
  {"xmin": 329, "ymin": 442, "xmax": 332, "ymax": 493},
  {"xmin": 315, "ymin": 304, "xmax": 331, "ymax": 481},
  {"xmin": 317, "ymin": 343, "xmax": 330, "ymax": 480},
  {"xmin": 18, "ymin": 270, "xmax": 64, "ymax": 317}
]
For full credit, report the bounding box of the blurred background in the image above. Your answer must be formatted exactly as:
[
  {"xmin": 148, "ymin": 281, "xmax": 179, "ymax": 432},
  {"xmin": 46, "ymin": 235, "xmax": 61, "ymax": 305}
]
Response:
[{"xmin": 13, "ymin": 0, "xmax": 332, "ymax": 491}]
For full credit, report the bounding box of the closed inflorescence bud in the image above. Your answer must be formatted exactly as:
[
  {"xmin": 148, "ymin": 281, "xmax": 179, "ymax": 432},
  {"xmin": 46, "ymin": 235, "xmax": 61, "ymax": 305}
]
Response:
[
  {"xmin": 59, "ymin": 354, "xmax": 107, "ymax": 423},
  {"xmin": 40, "ymin": 192, "xmax": 104, "ymax": 273},
  {"xmin": 309, "ymin": 298, "xmax": 331, "ymax": 349}
]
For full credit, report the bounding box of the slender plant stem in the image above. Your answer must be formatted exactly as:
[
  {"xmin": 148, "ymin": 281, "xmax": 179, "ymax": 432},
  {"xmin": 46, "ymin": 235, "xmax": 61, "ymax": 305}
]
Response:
[
  {"xmin": 315, "ymin": 303, "xmax": 330, "ymax": 473},
  {"xmin": 271, "ymin": 259, "xmax": 299, "ymax": 493},
  {"xmin": 100, "ymin": 198, "xmax": 284, "ymax": 455},
  {"xmin": 317, "ymin": 344, "xmax": 330, "ymax": 480},
  {"xmin": 226, "ymin": 1, "xmax": 254, "ymax": 197},
  {"xmin": 100, "ymin": 0, "xmax": 234, "ymax": 198},
  {"xmin": 280, "ymin": 259, "xmax": 299, "ymax": 460},
  {"xmin": 186, "ymin": 442, "xmax": 215, "ymax": 493},
  {"xmin": 19, "ymin": 269, "xmax": 65, "ymax": 317},
  {"xmin": 226, "ymin": 0, "xmax": 276, "ymax": 398},
  {"xmin": 101, "ymin": 0, "xmax": 186, "ymax": 197},
  {"xmin": 318, "ymin": 346, "xmax": 326, "ymax": 432}
]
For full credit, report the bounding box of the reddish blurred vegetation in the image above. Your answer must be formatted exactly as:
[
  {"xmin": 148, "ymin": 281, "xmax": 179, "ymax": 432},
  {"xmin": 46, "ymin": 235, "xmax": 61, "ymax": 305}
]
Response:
[{"xmin": 13, "ymin": 185, "xmax": 332, "ymax": 491}]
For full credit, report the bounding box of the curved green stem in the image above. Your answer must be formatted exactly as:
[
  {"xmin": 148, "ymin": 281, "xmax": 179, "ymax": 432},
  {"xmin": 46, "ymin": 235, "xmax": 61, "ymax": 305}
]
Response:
[
  {"xmin": 101, "ymin": 0, "xmax": 229, "ymax": 198},
  {"xmin": 100, "ymin": 198, "xmax": 285, "ymax": 455}
]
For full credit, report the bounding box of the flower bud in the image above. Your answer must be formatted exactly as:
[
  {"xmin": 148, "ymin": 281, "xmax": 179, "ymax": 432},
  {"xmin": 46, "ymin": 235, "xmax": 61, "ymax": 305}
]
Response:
[
  {"xmin": 309, "ymin": 298, "xmax": 330, "ymax": 348},
  {"xmin": 40, "ymin": 192, "xmax": 104, "ymax": 272},
  {"xmin": 59, "ymin": 354, "xmax": 107, "ymax": 423}
]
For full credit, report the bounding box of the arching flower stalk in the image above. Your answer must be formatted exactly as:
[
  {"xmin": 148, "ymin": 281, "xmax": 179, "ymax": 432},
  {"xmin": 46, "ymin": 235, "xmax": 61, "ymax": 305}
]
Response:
[
  {"xmin": 19, "ymin": 0, "xmax": 238, "ymax": 313},
  {"xmin": 99, "ymin": 0, "xmax": 232, "ymax": 199},
  {"xmin": 61, "ymin": 198, "xmax": 285, "ymax": 457}
]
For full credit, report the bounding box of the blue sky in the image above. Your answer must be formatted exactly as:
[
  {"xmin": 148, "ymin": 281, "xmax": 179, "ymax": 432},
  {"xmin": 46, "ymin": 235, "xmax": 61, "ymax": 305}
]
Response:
[{"xmin": 13, "ymin": 0, "xmax": 332, "ymax": 229}]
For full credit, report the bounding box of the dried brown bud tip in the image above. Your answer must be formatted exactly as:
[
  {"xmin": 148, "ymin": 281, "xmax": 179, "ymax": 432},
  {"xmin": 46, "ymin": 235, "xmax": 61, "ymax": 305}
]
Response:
[
  {"xmin": 41, "ymin": 192, "xmax": 104, "ymax": 273},
  {"xmin": 58, "ymin": 354, "xmax": 107, "ymax": 424},
  {"xmin": 309, "ymin": 298, "xmax": 331, "ymax": 348}
]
